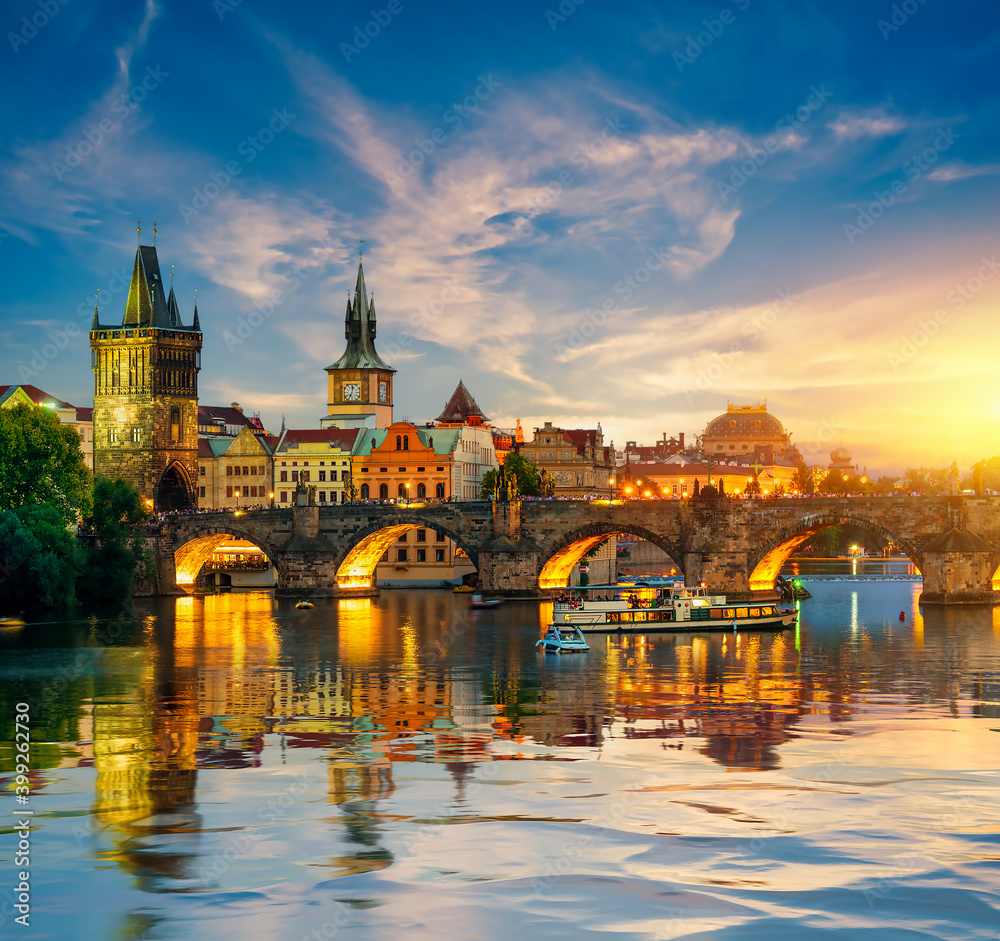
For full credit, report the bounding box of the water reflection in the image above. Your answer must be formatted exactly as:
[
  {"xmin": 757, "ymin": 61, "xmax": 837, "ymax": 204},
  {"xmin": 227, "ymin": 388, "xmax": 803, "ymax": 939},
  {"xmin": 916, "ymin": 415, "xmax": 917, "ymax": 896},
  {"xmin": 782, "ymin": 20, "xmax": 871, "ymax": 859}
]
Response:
[{"xmin": 2, "ymin": 582, "xmax": 1000, "ymax": 936}]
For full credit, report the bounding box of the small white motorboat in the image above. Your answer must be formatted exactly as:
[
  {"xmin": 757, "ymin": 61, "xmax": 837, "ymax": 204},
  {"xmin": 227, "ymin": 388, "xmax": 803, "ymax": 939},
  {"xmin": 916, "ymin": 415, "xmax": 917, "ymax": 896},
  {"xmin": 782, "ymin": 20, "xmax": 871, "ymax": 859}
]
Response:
[
  {"xmin": 535, "ymin": 626, "xmax": 590, "ymax": 653},
  {"xmin": 470, "ymin": 593, "xmax": 503, "ymax": 609}
]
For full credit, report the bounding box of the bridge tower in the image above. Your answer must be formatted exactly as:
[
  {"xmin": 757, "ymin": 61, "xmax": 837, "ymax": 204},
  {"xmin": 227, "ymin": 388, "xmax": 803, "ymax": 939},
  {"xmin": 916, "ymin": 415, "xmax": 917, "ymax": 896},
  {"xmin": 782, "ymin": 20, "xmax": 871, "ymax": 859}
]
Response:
[{"xmin": 90, "ymin": 235, "xmax": 202, "ymax": 511}]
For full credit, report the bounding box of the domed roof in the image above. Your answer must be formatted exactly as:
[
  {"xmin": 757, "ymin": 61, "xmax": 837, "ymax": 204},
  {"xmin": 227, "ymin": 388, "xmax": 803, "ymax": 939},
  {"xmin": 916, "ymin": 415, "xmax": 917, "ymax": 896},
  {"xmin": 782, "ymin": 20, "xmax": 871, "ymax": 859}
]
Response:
[
  {"xmin": 704, "ymin": 405, "xmax": 785, "ymax": 438},
  {"xmin": 830, "ymin": 446, "xmax": 853, "ymax": 464}
]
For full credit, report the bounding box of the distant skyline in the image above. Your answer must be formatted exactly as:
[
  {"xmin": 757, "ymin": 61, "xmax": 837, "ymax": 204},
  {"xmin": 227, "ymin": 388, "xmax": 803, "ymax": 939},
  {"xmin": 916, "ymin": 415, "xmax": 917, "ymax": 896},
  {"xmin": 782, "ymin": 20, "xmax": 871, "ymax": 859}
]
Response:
[{"xmin": 2, "ymin": 0, "xmax": 998, "ymax": 474}]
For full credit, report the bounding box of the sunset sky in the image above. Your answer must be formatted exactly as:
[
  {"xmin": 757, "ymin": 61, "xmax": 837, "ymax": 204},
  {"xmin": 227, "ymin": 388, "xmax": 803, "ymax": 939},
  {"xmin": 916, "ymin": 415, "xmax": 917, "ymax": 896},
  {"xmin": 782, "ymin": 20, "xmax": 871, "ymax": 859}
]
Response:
[{"xmin": 2, "ymin": 0, "xmax": 998, "ymax": 473}]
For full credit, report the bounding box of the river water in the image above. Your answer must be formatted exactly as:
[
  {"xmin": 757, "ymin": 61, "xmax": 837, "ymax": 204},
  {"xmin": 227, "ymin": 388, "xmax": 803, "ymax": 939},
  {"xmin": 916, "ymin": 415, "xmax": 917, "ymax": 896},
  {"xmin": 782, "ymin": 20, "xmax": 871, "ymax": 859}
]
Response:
[{"xmin": 2, "ymin": 566, "xmax": 999, "ymax": 940}]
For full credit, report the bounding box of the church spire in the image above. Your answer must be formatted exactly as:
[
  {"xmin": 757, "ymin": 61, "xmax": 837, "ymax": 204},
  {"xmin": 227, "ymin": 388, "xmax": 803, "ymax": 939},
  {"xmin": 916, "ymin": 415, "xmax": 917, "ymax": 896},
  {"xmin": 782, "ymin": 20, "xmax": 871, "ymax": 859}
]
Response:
[{"xmin": 326, "ymin": 259, "xmax": 394, "ymax": 373}]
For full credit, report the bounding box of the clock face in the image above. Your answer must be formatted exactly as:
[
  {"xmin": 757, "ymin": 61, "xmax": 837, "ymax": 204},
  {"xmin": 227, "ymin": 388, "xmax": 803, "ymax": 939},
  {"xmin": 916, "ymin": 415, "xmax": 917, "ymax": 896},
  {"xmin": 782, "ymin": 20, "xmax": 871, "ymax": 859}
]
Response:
[
  {"xmin": 379, "ymin": 382, "xmax": 387, "ymax": 403},
  {"xmin": 343, "ymin": 383, "xmax": 361, "ymax": 402}
]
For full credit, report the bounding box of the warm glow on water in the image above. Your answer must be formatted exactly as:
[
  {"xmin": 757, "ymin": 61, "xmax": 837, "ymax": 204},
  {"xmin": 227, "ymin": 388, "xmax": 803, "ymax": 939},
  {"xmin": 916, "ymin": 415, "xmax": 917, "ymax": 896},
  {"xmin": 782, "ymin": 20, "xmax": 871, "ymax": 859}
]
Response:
[{"xmin": 1, "ymin": 579, "xmax": 999, "ymax": 939}]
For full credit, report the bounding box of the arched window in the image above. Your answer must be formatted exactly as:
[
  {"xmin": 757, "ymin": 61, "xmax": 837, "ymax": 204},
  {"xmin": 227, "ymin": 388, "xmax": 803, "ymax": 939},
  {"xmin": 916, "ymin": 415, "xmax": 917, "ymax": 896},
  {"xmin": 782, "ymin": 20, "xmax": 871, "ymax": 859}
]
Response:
[
  {"xmin": 398, "ymin": 483, "xmax": 406, "ymax": 498},
  {"xmin": 403, "ymin": 435, "xmax": 409, "ymax": 450},
  {"xmin": 396, "ymin": 435, "xmax": 402, "ymax": 450},
  {"xmin": 417, "ymin": 483, "xmax": 426, "ymax": 500},
  {"xmin": 360, "ymin": 483, "xmax": 369, "ymax": 500},
  {"xmin": 379, "ymin": 483, "xmax": 388, "ymax": 500},
  {"xmin": 436, "ymin": 483, "xmax": 445, "ymax": 499}
]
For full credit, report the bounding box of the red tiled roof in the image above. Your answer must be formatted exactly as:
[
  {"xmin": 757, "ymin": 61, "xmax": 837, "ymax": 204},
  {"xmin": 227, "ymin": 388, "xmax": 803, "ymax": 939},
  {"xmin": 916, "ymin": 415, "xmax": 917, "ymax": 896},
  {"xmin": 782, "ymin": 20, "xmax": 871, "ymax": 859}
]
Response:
[
  {"xmin": 562, "ymin": 428, "xmax": 599, "ymax": 455},
  {"xmin": 75, "ymin": 406, "xmax": 93, "ymax": 422},
  {"xmin": 197, "ymin": 439, "xmax": 215, "ymax": 458},
  {"xmin": 435, "ymin": 380, "xmax": 488, "ymax": 424}
]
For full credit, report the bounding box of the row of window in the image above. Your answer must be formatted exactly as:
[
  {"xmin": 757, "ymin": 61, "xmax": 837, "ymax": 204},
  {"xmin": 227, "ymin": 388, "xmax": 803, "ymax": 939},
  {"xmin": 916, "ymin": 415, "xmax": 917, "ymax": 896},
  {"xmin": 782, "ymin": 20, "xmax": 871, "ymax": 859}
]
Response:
[
  {"xmin": 358, "ymin": 483, "xmax": 444, "ymax": 500},
  {"xmin": 226, "ymin": 465, "xmax": 266, "ymax": 476},
  {"xmin": 386, "ymin": 548, "xmax": 446, "ymax": 563},
  {"xmin": 397, "ymin": 529, "xmax": 445, "ymax": 543},
  {"xmin": 361, "ymin": 466, "xmax": 445, "ymax": 473},
  {"xmin": 226, "ymin": 486, "xmax": 267, "ymax": 498},
  {"xmin": 277, "ymin": 491, "xmax": 349, "ymax": 503},
  {"xmin": 279, "ymin": 460, "xmax": 350, "ymax": 466},
  {"xmin": 279, "ymin": 469, "xmax": 347, "ymax": 483}
]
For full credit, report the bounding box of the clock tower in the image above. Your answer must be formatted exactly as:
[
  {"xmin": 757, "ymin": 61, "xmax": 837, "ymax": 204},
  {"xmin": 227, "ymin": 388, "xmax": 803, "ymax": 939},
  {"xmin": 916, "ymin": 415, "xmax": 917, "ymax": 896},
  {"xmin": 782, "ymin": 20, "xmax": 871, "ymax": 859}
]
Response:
[{"xmin": 321, "ymin": 261, "xmax": 395, "ymax": 429}]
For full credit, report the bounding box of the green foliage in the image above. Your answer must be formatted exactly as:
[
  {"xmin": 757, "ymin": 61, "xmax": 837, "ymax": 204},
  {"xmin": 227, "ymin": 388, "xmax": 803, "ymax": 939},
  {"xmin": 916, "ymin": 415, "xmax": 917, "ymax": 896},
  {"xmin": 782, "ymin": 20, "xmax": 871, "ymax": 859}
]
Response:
[
  {"xmin": 899, "ymin": 464, "xmax": 959, "ymax": 495},
  {"xmin": 78, "ymin": 477, "xmax": 151, "ymax": 604},
  {"xmin": 480, "ymin": 452, "xmax": 542, "ymax": 498},
  {"xmin": 960, "ymin": 456, "xmax": 1000, "ymax": 494},
  {"xmin": 873, "ymin": 475, "xmax": 899, "ymax": 494},
  {"xmin": 818, "ymin": 471, "xmax": 868, "ymax": 494},
  {"xmin": 794, "ymin": 460, "xmax": 815, "ymax": 495},
  {"xmin": 0, "ymin": 402, "xmax": 92, "ymax": 523},
  {"xmin": 0, "ymin": 506, "xmax": 81, "ymax": 613}
]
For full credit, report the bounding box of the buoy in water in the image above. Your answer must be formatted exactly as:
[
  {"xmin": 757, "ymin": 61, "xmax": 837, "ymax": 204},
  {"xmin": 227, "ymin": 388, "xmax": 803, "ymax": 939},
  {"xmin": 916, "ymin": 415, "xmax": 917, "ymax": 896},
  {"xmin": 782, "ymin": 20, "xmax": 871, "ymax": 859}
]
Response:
[{"xmin": 899, "ymin": 611, "xmax": 905, "ymax": 621}]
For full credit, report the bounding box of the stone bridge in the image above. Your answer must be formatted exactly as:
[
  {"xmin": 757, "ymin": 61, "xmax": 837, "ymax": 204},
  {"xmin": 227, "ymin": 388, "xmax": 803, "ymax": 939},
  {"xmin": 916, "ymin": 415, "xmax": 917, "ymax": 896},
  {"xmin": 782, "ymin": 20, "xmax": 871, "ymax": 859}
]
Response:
[{"xmin": 147, "ymin": 495, "xmax": 1000, "ymax": 604}]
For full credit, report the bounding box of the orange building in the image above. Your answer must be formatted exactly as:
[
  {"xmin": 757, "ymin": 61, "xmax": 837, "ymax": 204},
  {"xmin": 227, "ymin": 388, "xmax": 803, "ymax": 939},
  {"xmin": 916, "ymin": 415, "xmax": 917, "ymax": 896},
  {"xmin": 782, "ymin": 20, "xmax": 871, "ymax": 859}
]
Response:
[{"xmin": 352, "ymin": 420, "xmax": 454, "ymax": 502}]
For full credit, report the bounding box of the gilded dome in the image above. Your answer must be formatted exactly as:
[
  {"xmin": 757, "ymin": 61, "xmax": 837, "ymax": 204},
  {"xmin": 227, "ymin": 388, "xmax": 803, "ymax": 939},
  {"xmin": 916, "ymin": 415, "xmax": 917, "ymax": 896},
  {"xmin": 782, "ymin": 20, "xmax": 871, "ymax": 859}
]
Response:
[
  {"xmin": 830, "ymin": 446, "xmax": 853, "ymax": 464},
  {"xmin": 704, "ymin": 407, "xmax": 785, "ymax": 438}
]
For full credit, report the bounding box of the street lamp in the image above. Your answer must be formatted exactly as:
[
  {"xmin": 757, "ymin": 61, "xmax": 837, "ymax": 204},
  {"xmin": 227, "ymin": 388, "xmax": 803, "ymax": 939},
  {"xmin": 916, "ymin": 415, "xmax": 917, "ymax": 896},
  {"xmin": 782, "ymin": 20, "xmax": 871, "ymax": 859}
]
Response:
[
  {"xmin": 405, "ymin": 482, "xmax": 411, "ymax": 505},
  {"xmin": 269, "ymin": 491, "xmax": 274, "ymax": 508},
  {"xmin": 235, "ymin": 488, "xmax": 240, "ymax": 510}
]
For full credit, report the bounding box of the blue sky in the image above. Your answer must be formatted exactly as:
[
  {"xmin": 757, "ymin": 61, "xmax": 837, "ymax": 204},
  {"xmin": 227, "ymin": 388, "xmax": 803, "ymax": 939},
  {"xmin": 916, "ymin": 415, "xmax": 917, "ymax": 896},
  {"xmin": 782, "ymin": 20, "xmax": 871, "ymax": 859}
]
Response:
[{"xmin": 2, "ymin": 0, "xmax": 999, "ymax": 472}]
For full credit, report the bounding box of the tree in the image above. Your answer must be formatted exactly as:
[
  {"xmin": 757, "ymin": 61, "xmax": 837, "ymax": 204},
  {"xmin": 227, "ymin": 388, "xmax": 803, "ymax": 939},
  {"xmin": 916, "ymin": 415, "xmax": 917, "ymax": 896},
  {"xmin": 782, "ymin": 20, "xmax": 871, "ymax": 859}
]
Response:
[
  {"xmin": 0, "ymin": 402, "xmax": 91, "ymax": 523},
  {"xmin": 0, "ymin": 506, "xmax": 81, "ymax": 612},
  {"xmin": 77, "ymin": 478, "xmax": 151, "ymax": 604},
  {"xmin": 480, "ymin": 452, "xmax": 542, "ymax": 498},
  {"xmin": 794, "ymin": 460, "xmax": 814, "ymax": 495}
]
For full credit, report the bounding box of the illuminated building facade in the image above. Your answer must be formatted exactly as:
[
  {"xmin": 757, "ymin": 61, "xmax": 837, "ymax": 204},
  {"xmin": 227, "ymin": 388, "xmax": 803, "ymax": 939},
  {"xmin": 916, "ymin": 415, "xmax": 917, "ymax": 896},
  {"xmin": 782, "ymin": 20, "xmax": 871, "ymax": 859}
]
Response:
[{"xmin": 90, "ymin": 240, "xmax": 203, "ymax": 510}]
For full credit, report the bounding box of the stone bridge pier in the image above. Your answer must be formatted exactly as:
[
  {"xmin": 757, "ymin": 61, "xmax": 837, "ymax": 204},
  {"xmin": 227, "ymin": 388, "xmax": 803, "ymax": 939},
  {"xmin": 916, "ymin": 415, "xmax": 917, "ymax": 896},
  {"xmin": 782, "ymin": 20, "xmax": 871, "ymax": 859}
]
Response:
[{"xmin": 147, "ymin": 495, "xmax": 1000, "ymax": 605}]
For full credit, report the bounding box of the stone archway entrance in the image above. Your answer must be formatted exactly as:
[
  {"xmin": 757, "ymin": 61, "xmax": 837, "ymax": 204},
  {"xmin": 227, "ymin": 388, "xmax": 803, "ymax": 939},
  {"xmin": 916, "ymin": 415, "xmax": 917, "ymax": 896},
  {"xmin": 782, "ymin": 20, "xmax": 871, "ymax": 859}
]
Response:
[{"xmin": 158, "ymin": 463, "xmax": 193, "ymax": 512}]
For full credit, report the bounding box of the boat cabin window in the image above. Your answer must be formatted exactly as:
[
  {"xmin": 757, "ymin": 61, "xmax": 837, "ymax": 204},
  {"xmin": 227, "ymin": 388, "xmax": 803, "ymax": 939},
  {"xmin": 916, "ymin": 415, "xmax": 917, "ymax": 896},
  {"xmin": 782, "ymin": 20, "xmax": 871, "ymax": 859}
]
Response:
[
  {"xmin": 750, "ymin": 607, "xmax": 760, "ymax": 616},
  {"xmin": 736, "ymin": 607, "xmax": 748, "ymax": 618},
  {"xmin": 724, "ymin": 608, "xmax": 735, "ymax": 618},
  {"xmin": 710, "ymin": 608, "xmax": 723, "ymax": 618}
]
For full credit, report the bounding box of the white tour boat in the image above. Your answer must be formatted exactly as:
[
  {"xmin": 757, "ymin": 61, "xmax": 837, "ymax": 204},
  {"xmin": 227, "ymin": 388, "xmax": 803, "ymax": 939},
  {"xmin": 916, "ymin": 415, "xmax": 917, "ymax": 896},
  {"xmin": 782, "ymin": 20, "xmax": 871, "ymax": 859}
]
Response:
[{"xmin": 549, "ymin": 582, "xmax": 796, "ymax": 634}]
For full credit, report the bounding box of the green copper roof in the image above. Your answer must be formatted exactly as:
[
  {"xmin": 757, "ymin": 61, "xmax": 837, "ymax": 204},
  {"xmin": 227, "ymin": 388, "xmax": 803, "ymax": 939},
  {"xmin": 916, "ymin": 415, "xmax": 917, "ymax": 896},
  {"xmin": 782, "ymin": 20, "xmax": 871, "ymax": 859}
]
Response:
[{"xmin": 325, "ymin": 262, "xmax": 395, "ymax": 372}]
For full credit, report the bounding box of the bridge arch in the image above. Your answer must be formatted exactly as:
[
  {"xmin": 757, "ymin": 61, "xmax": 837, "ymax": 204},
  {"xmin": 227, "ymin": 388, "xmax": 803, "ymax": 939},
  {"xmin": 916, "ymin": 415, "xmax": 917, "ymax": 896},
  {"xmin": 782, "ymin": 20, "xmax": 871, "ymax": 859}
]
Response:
[
  {"xmin": 747, "ymin": 513, "xmax": 922, "ymax": 591},
  {"xmin": 539, "ymin": 523, "xmax": 683, "ymax": 590},
  {"xmin": 172, "ymin": 526, "xmax": 282, "ymax": 589},
  {"xmin": 334, "ymin": 515, "xmax": 481, "ymax": 590}
]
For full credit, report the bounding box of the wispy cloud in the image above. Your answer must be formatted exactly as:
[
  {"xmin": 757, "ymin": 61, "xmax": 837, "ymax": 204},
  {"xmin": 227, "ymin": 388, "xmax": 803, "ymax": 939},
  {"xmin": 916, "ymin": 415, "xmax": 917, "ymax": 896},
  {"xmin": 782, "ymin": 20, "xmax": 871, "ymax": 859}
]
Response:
[{"xmin": 927, "ymin": 161, "xmax": 1000, "ymax": 182}]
